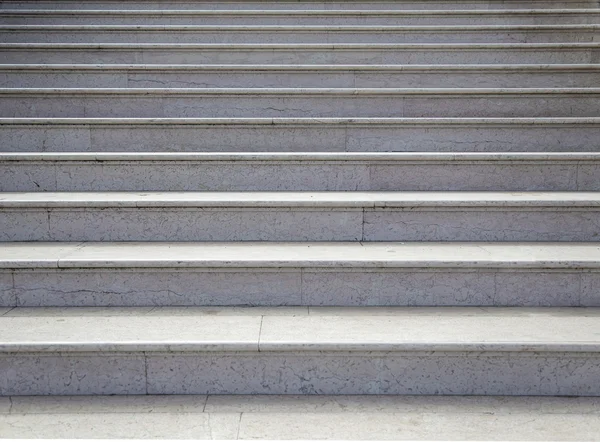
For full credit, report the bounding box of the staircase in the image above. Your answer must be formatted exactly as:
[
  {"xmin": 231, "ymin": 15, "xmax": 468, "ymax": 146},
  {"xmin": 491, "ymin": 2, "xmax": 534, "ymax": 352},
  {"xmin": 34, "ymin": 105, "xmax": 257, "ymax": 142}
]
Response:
[{"xmin": 1, "ymin": 0, "xmax": 600, "ymax": 439}]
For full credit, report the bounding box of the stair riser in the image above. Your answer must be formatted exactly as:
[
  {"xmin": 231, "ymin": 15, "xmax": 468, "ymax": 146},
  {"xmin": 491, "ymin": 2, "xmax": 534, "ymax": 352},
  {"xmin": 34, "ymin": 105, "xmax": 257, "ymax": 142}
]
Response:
[
  {"xmin": 4, "ymin": 70, "xmax": 600, "ymax": 88},
  {"xmin": 3, "ymin": 160, "xmax": 597, "ymax": 191},
  {"xmin": 2, "ymin": 28, "xmax": 596, "ymax": 44},
  {"xmin": 3, "ymin": 1, "xmax": 598, "ymax": 10},
  {"xmin": 2, "ymin": 351, "xmax": 599, "ymax": 396},
  {"xmin": 5, "ymin": 15, "xmax": 600, "ymax": 26},
  {"xmin": 2, "ymin": 47, "xmax": 596, "ymax": 64},
  {"xmin": 3, "ymin": 94, "xmax": 599, "ymax": 118},
  {"xmin": 3, "ymin": 123, "xmax": 599, "ymax": 152},
  {"xmin": 2, "ymin": 208, "xmax": 599, "ymax": 242},
  {"xmin": 3, "ymin": 268, "xmax": 598, "ymax": 307}
]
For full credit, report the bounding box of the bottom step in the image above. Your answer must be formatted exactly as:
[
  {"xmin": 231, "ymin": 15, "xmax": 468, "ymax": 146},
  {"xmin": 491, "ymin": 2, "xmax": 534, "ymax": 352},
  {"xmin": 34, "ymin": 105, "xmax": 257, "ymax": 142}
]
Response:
[
  {"xmin": 1, "ymin": 307, "xmax": 599, "ymax": 396},
  {"xmin": 1, "ymin": 395, "xmax": 600, "ymax": 440}
]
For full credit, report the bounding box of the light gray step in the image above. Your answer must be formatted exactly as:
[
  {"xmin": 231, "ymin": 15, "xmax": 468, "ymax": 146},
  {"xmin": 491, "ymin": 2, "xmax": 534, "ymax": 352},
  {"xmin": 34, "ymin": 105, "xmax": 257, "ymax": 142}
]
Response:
[
  {"xmin": 2, "ymin": 395, "xmax": 600, "ymax": 441},
  {"xmin": 3, "ymin": 88, "xmax": 600, "ymax": 118},
  {"xmin": 3, "ymin": 1, "xmax": 599, "ymax": 10},
  {"xmin": 4, "ymin": 9, "xmax": 600, "ymax": 25},
  {"xmin": 1, "ymin": 307, "xmax": 599, "ymax": 395},
  {"xmin": 2, "ymin": 24, "xmax": 598, "ymax": 43},
  {"xmin": 2, "ymin": 42, "xmax": 598, "ymax": 64},
  {"xmin": 2, "ymin": 242, "xmax": 600, "ymax": 307},
  {"xmin": 3, "ymin": 191, "xmax": 600, "ymax": 242},
  {"xmin": 3, "ymin": 64, "xmax": 600, "ymax": 88},
  {"xmin": 3, "ymin": 152, "xmax": 599, "ymax": 192},
  {"xmin": 3, "ymin": 117, "xmax": 600, "ymax": 153}
]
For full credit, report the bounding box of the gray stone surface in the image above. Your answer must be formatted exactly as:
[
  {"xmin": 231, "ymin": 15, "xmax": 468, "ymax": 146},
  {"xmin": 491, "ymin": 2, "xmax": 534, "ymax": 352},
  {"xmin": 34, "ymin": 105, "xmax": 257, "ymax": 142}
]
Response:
[
  {"xmin": 4, "ymin": 118, "xmax": 600, "ymax": 153},
  {"xmin": 3, "ymin": 152, "xmax": 598, "ymax": 191},
  {"xmin": 2, "ymin": 1, "xmax": 597, "ymax": 10},
  {"xmin": 0, "ymin": 353, "xmax": 146, "ymax": 395},
  {"xmin": 3, "ymin": 64, "xmax": 600, "ymax": 88},
  {"xmin": 3, "ymin": 191, "xmax": 600, "ymax": 241},
  {"xmin": 5, "ymin": 10, "xmax": 600, "ymax": 26},
  {"xmin": 2, "ymin": 0, "xmax": 600, "ymax": 407},
  {"xmin": 0, "ymin": 272, "xmax": 15, "ymax": 307},
  {"xmin": 145, "ymin": 351, "xmax": 600, "ymax": 396},
  {"xmin": 12, "ymin": 269, "xmax": 302, "ymax": 307},
  {"xmin": 6, "ymin": 267, "xmax": 599, "ymax": 307},
  {"xmin": 1, "ymin": 24, "xmax": 597, "ymax": 44},
  {"xmin": 3, "ymin": 88, "xmax": 600, "ymax": 118},
  {"xmin": 0, "ymin": 413, "xmax": 241, "ymax": 439},
  {"xmin": 2, "ymin": 42, "xmax": 598, "ymax": 64},
  {"xmin": 3, "ymin": 395, "xmax": 600, "ymax": 440},
  {"xmin": 236, "ymin": 411, "xmax": 600, "ymax": 440}
]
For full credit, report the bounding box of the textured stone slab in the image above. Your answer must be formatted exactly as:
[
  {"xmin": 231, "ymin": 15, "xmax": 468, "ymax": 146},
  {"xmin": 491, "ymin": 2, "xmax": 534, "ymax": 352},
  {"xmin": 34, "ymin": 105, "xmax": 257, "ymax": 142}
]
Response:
[
  {"xmin": 236, "ymin": 411, "xmax": 600, "ymax": 440},
  {"xmin": 3, "ymin": 241, "xmax": 599, "ymax": 269},
  {"xmin": 3, "ymin": 88, "xmax": 600, "ymax": 118},
  {"xmin": 3, "ymin": 64, "xmax": 600, "ymax": 88},
  {"xmin": 3, "ymin": 117, "xmax": 600, "ymax": 153},
  {"xmin": 0, "ymin": 413, "xmax": 241, "ymax": 439},
  {"xmin": 2, "ymin": 242, "xmax": 599, "ymax": 307},
  {"xmin": 4, "ymin": 395, "xmax": 600, "ymax": 440},
  {"xmin": 5, "ymin": 191, "xmax": 600, "ymax": 208},
  {"xmin": 3, "ymin": 350, "xmax": 599, "ymax": 395},
  {"xmin": 259, "ymin": 312, "xmax": 600, "ymax": 352},
  {"xmin": 2, "ymin": 191, "xmax": 600, "ymax": 241},
  {"xmin": 5, "ymin": 9, "xmax": 600, "ymax": 26},
  {"xmin": 0, "ymin": 353, "xmax": 146, "ymax": 395},
  {"xmin": 2, "ymin": 307, "xmax": 597, "ymax": 353},
  {"xmin": 2, "ymin": 152, "xmax": 597, "ymax": 192},
  {"xmin": 1, "ymin": 24, "xmax": 598, "ymax": 44},
  {"xmin": 1, "ymin": 307, "xmax": 598, "ymax": 395},
  {"xmin": 7, "ymin": 268, "xmax": 596, "ymax": 307},
  {"xmin": 146, "ymin": 351, "xmax": 600, "ymax": 395},
  {"xmin": 8, "ymin": 395, "xmax": 208, "ymax": 414},
  {"xmin": 3, "ymin": 306, "xmax": 308, "ymax": 317},
  {"xmin": 2, "ymin": 1, "xmax": 596, "ymax": 10},
  {"xmin": 0, "ymin": 315, "xmax": 261, "ymax": 352},
  {"xmin": 205, "ymin": 394, "xmax": 600, "ymax": 414},
  {"xmin": 0, "ymin": 272, "xmax": 15, "ymax": 307},
  {"xmin": 301, "ymin": 270, "xmax": 595, "ymax": 306},
  {"xmin": 2, "ymin": 42, "xmax": 598, "ymax": 64},
  {"xmin": 11, "ymin": 268, "xmax": 302, "ymax": 307}
]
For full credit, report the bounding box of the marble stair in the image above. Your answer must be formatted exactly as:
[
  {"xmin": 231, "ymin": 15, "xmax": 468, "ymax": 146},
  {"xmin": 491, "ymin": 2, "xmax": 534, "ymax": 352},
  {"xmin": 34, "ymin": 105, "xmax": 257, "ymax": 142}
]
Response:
[{"xmin": 1, "ymin": 2, "xmax": 600, "ymax": 437}]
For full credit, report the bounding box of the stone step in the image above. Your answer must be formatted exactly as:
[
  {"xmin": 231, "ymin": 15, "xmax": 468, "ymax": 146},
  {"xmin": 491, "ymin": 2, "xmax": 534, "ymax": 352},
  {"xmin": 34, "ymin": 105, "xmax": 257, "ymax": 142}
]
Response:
[
  {"xmin": 2, "ymin": 87, "xmax": 600, "ymax": 118},
  {"xmin": 1, "ymin": 306, "xmax": 599, "ymax": 395},
  {"xmin": 4, "ymin": 9, "xmax": 600, "ymax": 25},
  {"xmin": 2, "ymin": 191, "xmax": 600, "ymax": 242},
  {"xmin": 3, "ymin": 1, "xmax": 598, "ymax": 10},
  {"xmin": 3, "ymin": 64, "xmax": 600, "ymax": 88},
  {"xmin": 3, "ymin": 152, "xmax": 599, "ymax": 192},
  {"xmin": 1, "ymin": 394, "xmax": 600, "ymax": 440},
  {"xmin": 2, "ymin": 24, "xmax": 597, "ymax": 43},
  {"xmin": 2, "ymin": 242, "xmax": 599, "ymax": 307},
  {"xmin": 3, "ymin": 117, "xmax": 600, "ymax": 153},
  {"xmin": 2, "ymin": 42, "xmax": 597, "ymax": 64}
]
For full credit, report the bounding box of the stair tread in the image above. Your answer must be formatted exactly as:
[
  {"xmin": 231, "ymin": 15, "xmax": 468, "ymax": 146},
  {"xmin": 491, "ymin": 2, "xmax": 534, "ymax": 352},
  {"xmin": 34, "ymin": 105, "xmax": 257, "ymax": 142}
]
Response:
[
  {"xmin": 1, "ymin": 306, "xmax": 599, "ymax": 353},
  {"xmin": 5, "ymin": 41, "xmax": 599, "ymax": 48},
  {"xmin": 2, "ymin": 395, "xmax": 600, "ymax": 441},
  {"xmin": 4, "ymin": 23, "xmax": 599, "ymax": 29},
  {"xmin": 4, "ymin": 86, "xmax": 599, "ymax": 93},
  {"xmin": 4, "ymin": 63, "xmax": 600, "ymax": 70},
  {"xmin": 4, "ymin": 116, "xmax": 600, "ymax": 124},
  {"xmin": 2, "ymin": 191, "xmax": 600, "ymax": 207},
  {"xmin": 3, "ymin": 241, "xmax": 600, "ymax": 268},
  {"xmin": 5, "ymin": 8, "xmax": 600, "ymax": 15},
  {"xmin": 3, "ymin": 151, "xmax": 600, "ymax": 161}
]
